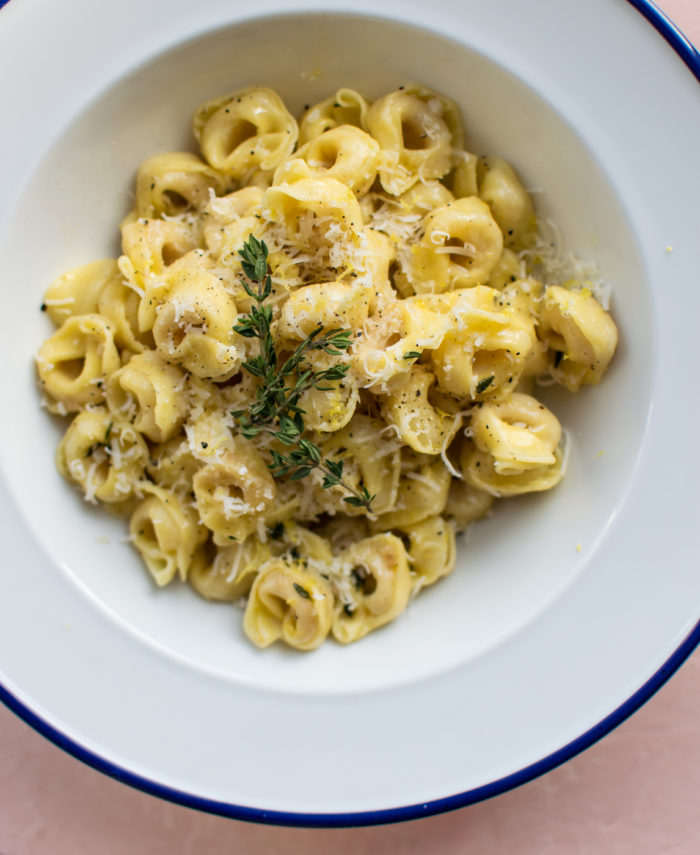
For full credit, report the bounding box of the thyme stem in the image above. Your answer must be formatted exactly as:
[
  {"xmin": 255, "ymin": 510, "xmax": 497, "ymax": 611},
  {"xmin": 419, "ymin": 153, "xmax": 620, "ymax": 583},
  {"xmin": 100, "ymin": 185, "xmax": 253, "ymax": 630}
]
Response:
[{"xmin": 231, "ymin": 236, "xmax": 374, "ymax": 512}]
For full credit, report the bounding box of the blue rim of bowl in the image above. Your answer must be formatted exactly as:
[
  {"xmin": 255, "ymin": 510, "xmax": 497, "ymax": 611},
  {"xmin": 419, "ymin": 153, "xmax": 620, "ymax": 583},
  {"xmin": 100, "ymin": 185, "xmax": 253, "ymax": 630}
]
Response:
[
  {"xmin": 0, "ymin": 0, "xmax": 699, "ymax": 828},
  {"xmin": 627, "ymin": 0, "xmax": 700, "ymax": 79}
]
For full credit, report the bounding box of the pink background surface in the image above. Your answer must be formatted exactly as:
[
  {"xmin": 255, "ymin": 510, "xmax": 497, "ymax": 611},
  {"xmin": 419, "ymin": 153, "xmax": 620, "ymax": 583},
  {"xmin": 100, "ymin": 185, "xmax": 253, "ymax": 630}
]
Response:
[{"xmin": 2, "ymin": 1, "xmax": 699, "ymax": 852}]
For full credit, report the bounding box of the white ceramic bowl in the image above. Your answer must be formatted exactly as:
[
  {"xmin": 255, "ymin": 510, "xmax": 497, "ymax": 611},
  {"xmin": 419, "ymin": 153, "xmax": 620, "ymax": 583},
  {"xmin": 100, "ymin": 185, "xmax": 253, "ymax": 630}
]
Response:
[{"xmin": 0, "ymin": 0, "xmax": 698, "ymax": 825}]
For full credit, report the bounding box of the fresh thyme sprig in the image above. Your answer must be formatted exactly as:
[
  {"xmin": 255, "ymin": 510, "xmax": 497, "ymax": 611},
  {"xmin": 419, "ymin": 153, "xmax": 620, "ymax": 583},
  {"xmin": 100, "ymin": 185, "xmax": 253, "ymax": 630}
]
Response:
[{"xmin": 231, "ymin": 236, "xmax": 375, "ymax": 512}]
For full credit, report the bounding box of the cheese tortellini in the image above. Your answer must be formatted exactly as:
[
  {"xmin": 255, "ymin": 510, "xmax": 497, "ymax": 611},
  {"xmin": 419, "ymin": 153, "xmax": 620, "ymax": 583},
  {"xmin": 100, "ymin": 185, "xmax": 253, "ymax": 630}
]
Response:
[{"xmin": 36, "ymin": 85, "xmax": 618, "ymax": 651}]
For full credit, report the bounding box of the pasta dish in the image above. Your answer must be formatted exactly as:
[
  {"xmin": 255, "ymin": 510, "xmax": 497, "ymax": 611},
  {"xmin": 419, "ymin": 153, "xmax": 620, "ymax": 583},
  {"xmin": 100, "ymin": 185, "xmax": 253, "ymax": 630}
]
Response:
[{"xmin": 35, "ymin": 85, "xmax": 618, "ymax": 650}]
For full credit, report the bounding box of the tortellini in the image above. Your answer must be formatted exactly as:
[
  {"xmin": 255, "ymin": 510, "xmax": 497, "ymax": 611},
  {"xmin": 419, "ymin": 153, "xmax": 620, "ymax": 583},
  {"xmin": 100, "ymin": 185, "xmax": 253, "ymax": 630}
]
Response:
[
  {"xmin": 57, "ymin": 409, "xmax": 148, "ymax": 503},
  {"xmin": 37, "ymin": 85, "xmax": 618, "ymax": 651},
  {"xmin": 476, "ymin": 156, "xmax": 535, "ymax": 248},
  {"xmin": 37, "ymin": 314, "xmax": 120, "ymax": 412},
  {"xmin": 151, "ymin": 266, "xmax": 241, "ymax": 380},
  {"xmin": 366, "ymin": 87, "xmax": 461, "ymax": 196},
  {"xmin": 190, "ymin": 535, "xmax": 273, "ymax": 602},
  {"xmin": 380, "ymin": 366, "xmax": 462, "ymax": 456},
  {"xmin": 371, "ymin": 454, "xmax": 451, "ymax": 531},
  {"xmin": 275, "ymin": 126, "xmax": 380, "ymax": 196},
  {"xmin": 539, "ymin": 285, "xmax": 618, "ymax": 390},
  {"xmin": 194, "ymin": 86, "xmax": 298, "ymax": 182},
  {"xmin": 192, "ymin": 436, "xmax": 278, "ymax": 544},
  {"xmin": 293, "ymin": 349, "xmax": 360, "ymax": 433},
  {"xmin": 331, "ymin": 533, "xmax": 411, "ymax": 644},
  {"xmin": 398, "ymin": 516, "xmax": 456, "ymax": 589},
  {"xmin": 279, "ymin": 279, "xmax": 369, "ymax": 339},
  {"xmin": 402, "ymin": 197, "xmax": 504, "ymax": 293},
  {"xmin": 428, "ymin": 285, "xmax": 537, "ymax": 399},
  {"xmin": 135, "ymin": 152, "xmax": 228, "ymax": 219},
  {"xmin": 106, "ymin": 351, "xmax": 187, "ymax": 442},
  {"xmin": 42, "ymin": 259, "xmax": 118, "ymax": 325},
  {"xmin": 244, "ymin": 559, "xmax": 334, "ymax": 651},
  {"xmin": 119, "ymin": 217, "xmax": 199, "ymax": 299},
  {"xmin": 460, "ymin": 394, "xmax": 565, "ymax": 496},
  {"xmin": 264, "ymin": 172, "xmax": 364, "ymax": 267},
  {"xmin": 130, "ymin": 485, "xmax": 207, "ymax": 586},
  {"xmin": 318, "ymin": 415, "xmax": 400, "ymax": 516},
  {"xmin": 298, "ymin": 88, "xmax": 370, "ymax": 144}
]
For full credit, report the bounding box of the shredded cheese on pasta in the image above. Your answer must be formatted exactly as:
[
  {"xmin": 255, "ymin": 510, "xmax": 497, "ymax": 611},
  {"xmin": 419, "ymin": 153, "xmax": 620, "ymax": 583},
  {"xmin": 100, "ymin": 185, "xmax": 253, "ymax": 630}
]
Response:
[{"xmin": 36, "ymin": 84, "xmax": 618, "ymax": 652}]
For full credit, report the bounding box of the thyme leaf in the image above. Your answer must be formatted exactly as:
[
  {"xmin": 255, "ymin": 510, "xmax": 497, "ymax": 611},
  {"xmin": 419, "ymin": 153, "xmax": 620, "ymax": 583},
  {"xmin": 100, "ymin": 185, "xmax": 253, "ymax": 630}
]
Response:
[{"xmin": 476, "ymin": 375, "xmax": 495, "ymax": 394}]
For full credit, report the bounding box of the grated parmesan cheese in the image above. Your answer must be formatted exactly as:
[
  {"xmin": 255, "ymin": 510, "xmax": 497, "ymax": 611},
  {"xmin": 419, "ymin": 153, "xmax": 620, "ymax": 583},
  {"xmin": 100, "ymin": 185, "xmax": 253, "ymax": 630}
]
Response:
[{"xmin": 34, "ymin": 82, "xmax": 619, "ymax": 654}]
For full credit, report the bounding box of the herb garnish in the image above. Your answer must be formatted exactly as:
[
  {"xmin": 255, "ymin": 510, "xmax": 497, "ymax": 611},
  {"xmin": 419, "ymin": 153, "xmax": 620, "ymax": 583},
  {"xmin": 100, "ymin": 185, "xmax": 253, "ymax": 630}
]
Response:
[
  {"xmin": 402, "ymin": 351, "xmax": 421, "ymax": 360},
  {"xmin": 293, "ymin": 582, "xmax": 311, "ymax": 599},
  {"xmin": 231, "ymin": 236, "xmax": 375, "ymax": 512},
  {"xmin": 268, "ymin": 522, "xmax": 284, "ymax": 540},
  {"xmin": 476, "ymin": 375, "xmax": 495, "ymax": 394},
  {"xmin": 84, "ymin": 421, "xmax": 114, "ymax": 458}
]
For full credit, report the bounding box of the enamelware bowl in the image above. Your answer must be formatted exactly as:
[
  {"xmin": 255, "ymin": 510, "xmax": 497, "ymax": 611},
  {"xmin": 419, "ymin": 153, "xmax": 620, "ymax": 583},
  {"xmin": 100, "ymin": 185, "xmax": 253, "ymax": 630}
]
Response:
[{"xmin": 0, "ymin": 0, "xmax": 698, "ymax": 825}]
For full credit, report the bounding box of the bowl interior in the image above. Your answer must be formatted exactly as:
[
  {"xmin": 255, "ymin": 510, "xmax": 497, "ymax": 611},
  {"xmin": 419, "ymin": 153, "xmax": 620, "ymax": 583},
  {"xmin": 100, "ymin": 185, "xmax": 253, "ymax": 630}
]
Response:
[{"xmin": 0, "ymin": 11, "xmax": 652, "ymax": 694}]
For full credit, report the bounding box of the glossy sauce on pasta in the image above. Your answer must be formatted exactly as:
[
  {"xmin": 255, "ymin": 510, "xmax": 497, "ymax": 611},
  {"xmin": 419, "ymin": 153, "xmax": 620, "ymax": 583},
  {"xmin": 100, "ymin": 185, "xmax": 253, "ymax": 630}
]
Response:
[{"xmin": 36, "ymin": 85, "xmax": 618, "ymax": 651}]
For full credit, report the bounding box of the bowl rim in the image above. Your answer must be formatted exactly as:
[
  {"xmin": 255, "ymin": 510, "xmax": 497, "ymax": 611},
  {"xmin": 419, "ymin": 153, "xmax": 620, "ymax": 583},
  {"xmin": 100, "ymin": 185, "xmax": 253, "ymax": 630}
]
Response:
[
  {"xmin": 0, "ymin": 0, "xmax": 698, "ymax": 828},
  {"xmin": 1, "ymin": 620, "xmax": 699, "ymax": 827}
]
